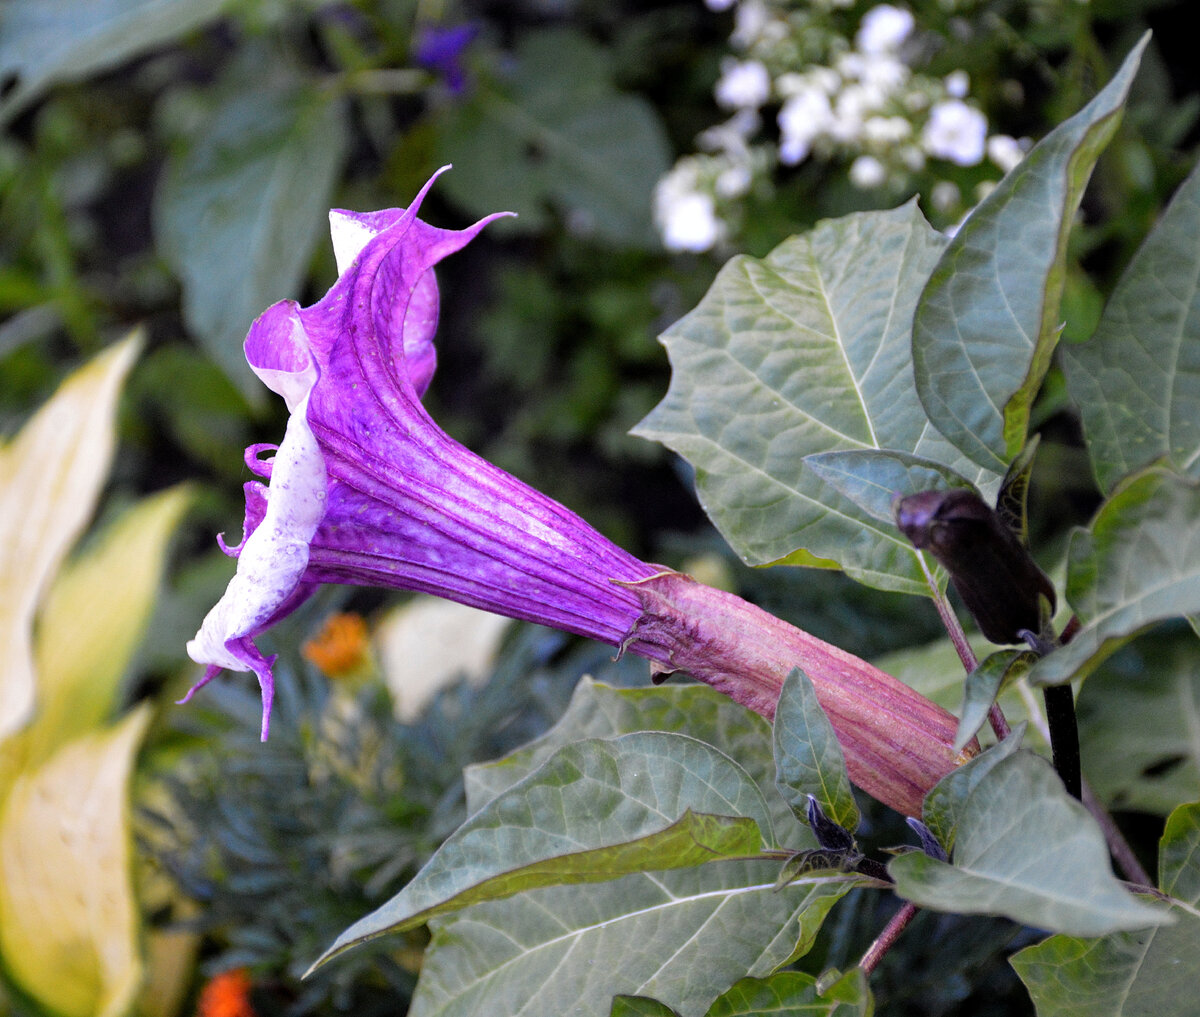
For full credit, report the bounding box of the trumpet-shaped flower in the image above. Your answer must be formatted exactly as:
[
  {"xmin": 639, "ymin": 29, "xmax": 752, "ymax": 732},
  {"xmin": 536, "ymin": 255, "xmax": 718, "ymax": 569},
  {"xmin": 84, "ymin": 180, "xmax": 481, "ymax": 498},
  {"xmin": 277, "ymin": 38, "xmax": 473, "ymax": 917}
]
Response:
[
  {"xmin": 186, "ymin": 168, "xmax": 663, "ymax": 738},
  {"xmin": 187, "ymin": 169, "xmax": 969, "ymax": 817}
]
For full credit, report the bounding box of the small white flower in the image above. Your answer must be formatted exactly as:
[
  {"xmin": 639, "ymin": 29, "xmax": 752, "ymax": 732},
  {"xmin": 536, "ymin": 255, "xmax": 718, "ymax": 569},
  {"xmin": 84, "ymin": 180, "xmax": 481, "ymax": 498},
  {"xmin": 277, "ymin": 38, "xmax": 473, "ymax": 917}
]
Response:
[
  {"xmin": 931, "ymin": 180, "xmax": 960, "ymax": 212},
  {"xmin": 830, "ymin": 85, "xmax": 878, "ymax": 142},
  {"xmin": 987, "ymin": 133, "xmax": 1027, "ymax": 172},
  {"xmin": 655, "ymin": 168, "xmax": 724, "ymax": 252},
  {"xmin": 715, "ymin": 59, "xmax": 772, "ymax": 109},
  {"xmin": 699, "ymin": 110, "xmax": 759, "ymax": 154},
  {"xmin": 856, "ymin": 5, "xmax": 915, "ymax": 55},
  {"xmin": 778, "ymin": 88, "xmax": 834, "ymax": 164},
  {"xmin": 716, "ymin": 163, "xmax": 753, "ymax": 197},
  {"xmin": 849, "ymin": 155, "xmax": 888, "ymax": 188},
  {"xmin": 974, "ymin": 180, "xmax": 997, "ymax": 202},
  {"xmin": 731, "ymin": 0, "xmax": 771, "ymax": 47},
  {"xmin": 704, "ymin": 0, "xmax": 737, "ymax": 10},
  {"xmin": 944, "ymin": 69, "xmax": 970, "ymax": 98},
  {"xmin": 860, "ymin": 55, "xmax": 909, "ymax": 95},
  {"xmin": 863, "ymin": 115, "xmax": 912, "ymax": 144},
  {"xmin": 922, "ymin": 99, "xmax": 987, "ymax": 166}
]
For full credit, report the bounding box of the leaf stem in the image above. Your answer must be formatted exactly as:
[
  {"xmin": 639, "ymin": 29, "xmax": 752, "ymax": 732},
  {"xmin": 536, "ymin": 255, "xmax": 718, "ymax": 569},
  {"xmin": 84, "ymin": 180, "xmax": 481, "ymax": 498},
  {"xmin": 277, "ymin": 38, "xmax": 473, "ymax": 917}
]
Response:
[
  {"xmin": 859, "ymin": 900, "xmax": 920, "ymax": 975},
  {"xmin": 919, "ymin": 554, "xmax": 977, "ymax": 673},
  {"xmin": 854, "ymin": 857, "xmax": 893, "ymax": 884},
  {"xmin": 920, "ymin": 553, "xmax": 1013, "ymax": 741},
  {"xmin": 1081, "ymin": 781, "xmax": 1153, "ymax": 888}
]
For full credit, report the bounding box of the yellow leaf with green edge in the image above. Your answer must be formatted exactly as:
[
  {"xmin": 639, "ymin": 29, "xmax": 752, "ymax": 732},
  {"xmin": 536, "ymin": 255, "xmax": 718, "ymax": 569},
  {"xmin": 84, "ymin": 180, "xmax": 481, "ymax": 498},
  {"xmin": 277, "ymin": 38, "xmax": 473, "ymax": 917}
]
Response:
[
  {"xmin": 0, "ymin": 706, "xmax": 151, "ymax": 1017},
  {"xmin": 26, "ymin": 484, "xmax": 192, "ymax": 767},
  {"xmin": 0, "ymin": 334, "xmax": 141, "ymax": 742}
]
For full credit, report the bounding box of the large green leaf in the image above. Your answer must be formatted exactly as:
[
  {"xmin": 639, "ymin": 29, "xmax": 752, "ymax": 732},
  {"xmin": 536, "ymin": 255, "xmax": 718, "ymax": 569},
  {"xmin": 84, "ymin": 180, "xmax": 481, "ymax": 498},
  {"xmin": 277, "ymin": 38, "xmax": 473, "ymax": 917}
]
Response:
[
  {"xmin": 773, "ymin": 668, "xmax": 858, "ymax": 833},
  {"xmin": 316, "ymin": 732, "xmax": 774, "ymax": 964},
  {"xmin": 408, "ymin": 867, "xmax": 848, "ymax": 1017},
  {"xmin": 1076, "ymin": 627, "xmax": 1200, "ymax": 814},
  {"xmin": 1031, "ymin": 469, "xmax": 1200, "ymax": 686},
  {"xmin": 155, "ymin": 66, "xmax": 348, "ymax": 400},
  {"xmin": 465, "ymin": 678, "xmax": 806, "ymax": 847},
  {"xmin": 634, "ymin": 201, "xmax": 975, "ymax": 595},
  {"xmin": 0, "ymin": 335, "xmax": 139, "ymax": 744},
  {"xmin": 890, "ymin": 750, "xmax": 1165, "ymax": 936},
  {"xmin": 0, "ymin": 0, "xmax": 227, "ymax": 123},
  {"xmin": 1064, "ymin": 158, "xmax": 1200, "ymax": 494},
  {"xmin": 435, "ymin": 27, "xmax": 669, "ymax": 247},
  {"xmin": 920, "ymin": 728, "xmax": 1025, "ymax": 856},
  {"xmin": 0, "ymin": 707, "xmax": 151, "ymax": 1017},
  {"xmin": 397, "ymin": 695, "xmax": 851, "ymax": 1017},
  {"xmin": 705, "ymin": 970, "xmax": 871, "ymax": 1016},
  {"xmin": 29, "ymin": 486, "xmax": 192, "ymax": 763},
  {"xmin": 913, "ymin": 36, "xmax": 1148, "ymax": 470},
  {"xmin": 1011, "ymin": 800, "xmax": 1200, "ymax": 1016}
]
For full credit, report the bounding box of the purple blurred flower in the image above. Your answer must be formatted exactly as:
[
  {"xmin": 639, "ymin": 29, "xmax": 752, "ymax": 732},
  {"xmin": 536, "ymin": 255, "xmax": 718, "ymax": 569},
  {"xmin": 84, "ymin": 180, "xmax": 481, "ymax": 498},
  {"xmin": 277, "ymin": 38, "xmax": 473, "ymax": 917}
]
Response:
[
  {"xmin": 413, "ymin": 24, "xmax": 478, "ymax": 94},
  {"xmin": 186, "ymin": 168, "xmax": 969, "ymax": 817}
]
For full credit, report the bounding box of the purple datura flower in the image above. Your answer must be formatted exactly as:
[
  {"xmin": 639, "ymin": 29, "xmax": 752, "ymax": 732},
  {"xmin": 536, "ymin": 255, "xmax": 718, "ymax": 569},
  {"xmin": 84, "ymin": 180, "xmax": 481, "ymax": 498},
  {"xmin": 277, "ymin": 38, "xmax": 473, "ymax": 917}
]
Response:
[
  {"xmin": 187, "ymin": 168, "xmax": 971, "ymax": 818},
  {"xmin": 186, "ymin": 167, "xmax": 662, "ymax": 736}
]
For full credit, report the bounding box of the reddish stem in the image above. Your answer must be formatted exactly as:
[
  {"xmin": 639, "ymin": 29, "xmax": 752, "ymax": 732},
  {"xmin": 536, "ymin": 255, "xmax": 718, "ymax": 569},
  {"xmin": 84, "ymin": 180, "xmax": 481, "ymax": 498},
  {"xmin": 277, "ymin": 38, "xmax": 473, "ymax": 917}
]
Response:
[{"xmin": 859, "ymin": 901, "xmax": 920, "ymax": 975}]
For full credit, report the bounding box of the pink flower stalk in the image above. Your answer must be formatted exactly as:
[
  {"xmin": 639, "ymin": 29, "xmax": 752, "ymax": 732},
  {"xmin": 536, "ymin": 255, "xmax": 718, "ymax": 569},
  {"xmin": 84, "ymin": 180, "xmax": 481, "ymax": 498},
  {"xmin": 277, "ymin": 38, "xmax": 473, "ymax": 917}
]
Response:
[{"xmin": 186, "ymin": 168, "xmax": 969, "ymax": 816}]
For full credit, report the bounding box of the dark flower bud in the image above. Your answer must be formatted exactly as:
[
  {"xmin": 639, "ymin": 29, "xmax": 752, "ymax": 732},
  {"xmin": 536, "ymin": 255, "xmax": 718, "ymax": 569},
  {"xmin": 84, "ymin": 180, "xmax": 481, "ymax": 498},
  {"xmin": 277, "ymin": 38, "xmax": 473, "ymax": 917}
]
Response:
[
  {"xmin": 805, "ymin": 795, "xmax": 856, "ymax": 854},
  {"xmin": 893, "ymin": 489, "xmax": 1056, "ymax": 645}
]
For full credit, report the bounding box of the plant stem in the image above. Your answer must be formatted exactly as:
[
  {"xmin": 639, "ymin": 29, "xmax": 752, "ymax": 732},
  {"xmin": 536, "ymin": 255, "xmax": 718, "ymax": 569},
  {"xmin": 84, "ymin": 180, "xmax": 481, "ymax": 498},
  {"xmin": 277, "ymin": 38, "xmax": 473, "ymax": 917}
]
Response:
[
  {"xmin": 921, "ymin": 554, "xmax": 1015, "ymax": 741},
  {"xmin": 919, "ymin": 555, "xmax": 978, "ymax": 672},
  {"xmin": 1081, "ymin": 781, "xmax": 1153, "ymax": 887},
  {"xmin": 1042, "ymin": 683, "xmax": 1082, "ymax": 800},
  {"xmin": 859, "ymin": 901, "xmax": 920, "ymax": 975},
  {"xmin": 854, "ymin": 857, "xmax": 893, "ymax": 884}
]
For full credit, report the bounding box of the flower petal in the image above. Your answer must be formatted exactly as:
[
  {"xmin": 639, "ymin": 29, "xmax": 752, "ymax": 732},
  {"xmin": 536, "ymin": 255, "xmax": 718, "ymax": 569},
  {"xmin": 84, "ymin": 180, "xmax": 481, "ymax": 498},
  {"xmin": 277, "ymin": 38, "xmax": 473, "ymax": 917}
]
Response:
[{"xmin": 185, "ymin": 389, "xmax": 326, "ymax": 739}]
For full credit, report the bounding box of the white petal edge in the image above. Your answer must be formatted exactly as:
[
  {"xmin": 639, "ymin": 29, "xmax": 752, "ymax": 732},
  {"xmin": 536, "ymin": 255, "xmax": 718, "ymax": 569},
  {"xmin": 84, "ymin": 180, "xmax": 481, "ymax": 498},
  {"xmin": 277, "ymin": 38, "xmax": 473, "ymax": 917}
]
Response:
[{"xmin": 185, "ymin": 389, "xmax": 327, "ymax": 674}]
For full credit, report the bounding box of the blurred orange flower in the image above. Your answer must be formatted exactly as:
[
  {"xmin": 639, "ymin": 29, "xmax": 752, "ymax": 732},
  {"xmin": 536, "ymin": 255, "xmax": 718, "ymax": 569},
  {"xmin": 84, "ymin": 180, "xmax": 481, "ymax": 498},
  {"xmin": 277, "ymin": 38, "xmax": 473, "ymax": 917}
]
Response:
[
  {"xmin": 196, "ymin": 968, "xmax": 255, "ymax": 1017},
  {"xmin": 302, "ymin": 612, "xmax": 372, "ymax": 678}
]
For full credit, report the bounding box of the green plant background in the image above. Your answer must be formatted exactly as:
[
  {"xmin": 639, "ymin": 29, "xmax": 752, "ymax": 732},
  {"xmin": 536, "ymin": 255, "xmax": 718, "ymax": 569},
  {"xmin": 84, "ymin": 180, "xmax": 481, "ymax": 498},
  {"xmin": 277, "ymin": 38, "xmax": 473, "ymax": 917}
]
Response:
[{"xmin": 1, "ymin": 1, "xmax": 1198, "ymax": 1015}]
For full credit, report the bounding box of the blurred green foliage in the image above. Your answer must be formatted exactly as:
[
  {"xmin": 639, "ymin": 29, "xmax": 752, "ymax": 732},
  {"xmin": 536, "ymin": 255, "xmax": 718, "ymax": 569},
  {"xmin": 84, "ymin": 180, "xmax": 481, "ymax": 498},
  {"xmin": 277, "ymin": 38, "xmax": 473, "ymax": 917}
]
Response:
[{"xmin": 1, "ymin": 0, "xmax": 1198, "ymax": 1014}]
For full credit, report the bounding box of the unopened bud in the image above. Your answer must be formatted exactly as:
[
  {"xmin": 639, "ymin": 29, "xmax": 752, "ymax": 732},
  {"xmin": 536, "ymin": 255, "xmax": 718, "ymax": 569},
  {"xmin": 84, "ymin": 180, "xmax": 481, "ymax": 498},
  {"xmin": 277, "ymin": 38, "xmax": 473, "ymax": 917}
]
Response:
[{"xmin": 894, "ymin": 489, "xmax": 1055, "ymax": 645}]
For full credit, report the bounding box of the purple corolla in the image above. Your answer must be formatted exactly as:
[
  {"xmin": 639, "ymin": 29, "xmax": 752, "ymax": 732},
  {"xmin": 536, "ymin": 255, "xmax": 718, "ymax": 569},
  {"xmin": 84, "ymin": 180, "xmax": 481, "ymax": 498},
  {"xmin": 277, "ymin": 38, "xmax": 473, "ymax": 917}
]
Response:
[{"xmin": 187, "ymin": 168, "xmax": 969, "ymax": 817}]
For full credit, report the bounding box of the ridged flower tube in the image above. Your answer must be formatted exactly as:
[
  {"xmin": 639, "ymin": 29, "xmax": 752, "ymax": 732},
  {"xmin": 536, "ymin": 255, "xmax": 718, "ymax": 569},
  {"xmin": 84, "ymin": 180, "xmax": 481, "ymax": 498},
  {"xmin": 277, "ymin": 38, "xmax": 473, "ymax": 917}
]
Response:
[{"xmin": 186, "ymin": 169, "xmax": 970, "ymax": 817}]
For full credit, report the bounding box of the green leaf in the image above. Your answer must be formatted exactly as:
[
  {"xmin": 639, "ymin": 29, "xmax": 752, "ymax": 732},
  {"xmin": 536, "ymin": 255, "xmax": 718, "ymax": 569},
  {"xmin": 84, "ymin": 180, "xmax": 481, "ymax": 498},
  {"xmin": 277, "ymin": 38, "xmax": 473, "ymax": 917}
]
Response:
[
  {"xmin": 705, "ymin": 970, "xmax": 872, "ymax": 1016},
  {"xmin": 1064, "ymin": 158, "xmax": 1200, "ymax": 494},
  {"xmin": 0, "ymin": 0, "xmax": 227, "ymax": 123},
  {"xmin": 1076, "ymin": 627, "xmax": 1200, "ymax": 814},
  {"xmin": 611, "ymin": 998, "xmax": 680, "ymax": 1017},
  {"xmin": 0, "ymin": 707, "xmax": 151, "ymax": 1017},
  {"xmin": 155, "ymin": 70, "xmax": 348, "ymax": 400},
  {"xmin": 773, "ymin": 668, "xmax": 858, "ymax": 832},
  {"xmin": 0, "ymin": 335, "xmax": 140, "ymax": 743},
  {"xmin": 465, "ymin": 678, "xmax": 805, "ymax": 847},
  {"xmin": 954, "ymin": 650, "xmax": 1035, "ymax": 753},
  {"xmin": 921, "ymin": 727, "xmax": 1025, "ymax": 856},
  {"xmin": 315, "ymin": 732, "xmax": 773, "ymax": 964},
  {"xmin": 434, "ymin": 27, "xmax": 669, "ymax": 247},
  {"xmin": 802, "ymin": 450, "xmax": 976, "ymax": 526},
  {"xmin": 634, "ymin": 200, "xmax": 987, "ymax": 596},
  {"xmin": 913, "ymin": 35, "xmax": 1148, "ymax": 470},
  {"xmin": 1011, "ymin": 801, "xmax": 1200, "ymax": 1017},
  {"xmin": 891, "ymin": 750, "xmax": 1166, "ymax": 936},
  {"xmin": 29, "ymin": 486, "xmax": 192, "ymax": 760},
  {"xmin": 1031, "ymin": 469, "xmax": 1200, "ymax": 686},
  {"xmin": 408, "ymin": 868, "xmax": 848, "ymax": 1017}
]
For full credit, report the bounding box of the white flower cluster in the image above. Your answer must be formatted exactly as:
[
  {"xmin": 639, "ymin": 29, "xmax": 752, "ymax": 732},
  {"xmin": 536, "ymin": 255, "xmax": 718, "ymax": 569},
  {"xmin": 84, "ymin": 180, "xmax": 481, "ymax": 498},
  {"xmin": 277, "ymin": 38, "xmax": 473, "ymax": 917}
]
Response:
[{"xmin": 655, "ymin": 0, "xmax": 1031, "ymax": 252}]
